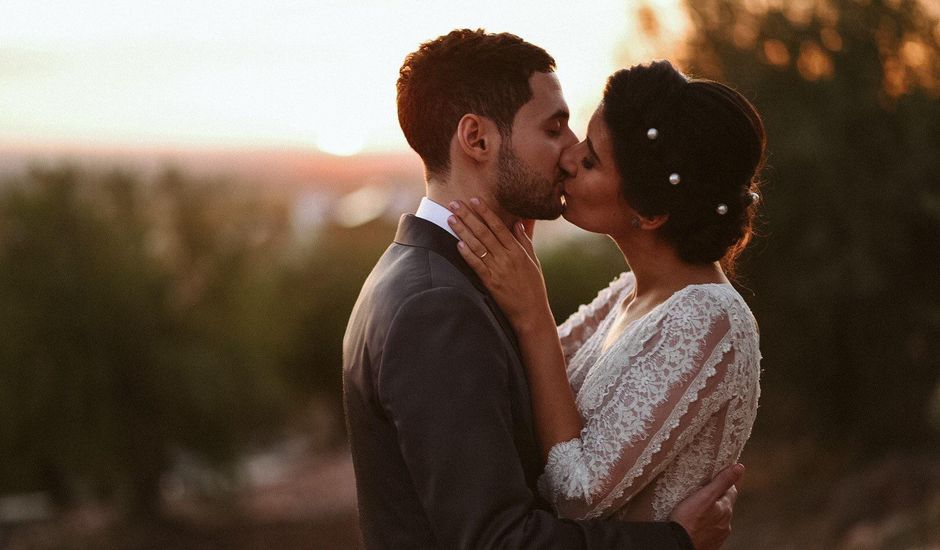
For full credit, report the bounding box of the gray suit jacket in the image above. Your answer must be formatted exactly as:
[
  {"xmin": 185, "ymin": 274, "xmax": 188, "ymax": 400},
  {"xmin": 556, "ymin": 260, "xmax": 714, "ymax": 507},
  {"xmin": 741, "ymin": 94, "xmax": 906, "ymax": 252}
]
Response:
[{"xmin": 342, "ymin": 214, "xmax": 693, "ymax": 549}]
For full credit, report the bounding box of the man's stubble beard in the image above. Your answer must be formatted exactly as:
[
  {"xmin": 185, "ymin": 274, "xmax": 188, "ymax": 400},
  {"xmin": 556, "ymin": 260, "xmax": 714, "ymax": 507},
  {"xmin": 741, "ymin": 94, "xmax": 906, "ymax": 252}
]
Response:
[{"xmin": 494, "ymin": 140, "xmax": 564, "ymax": 221}]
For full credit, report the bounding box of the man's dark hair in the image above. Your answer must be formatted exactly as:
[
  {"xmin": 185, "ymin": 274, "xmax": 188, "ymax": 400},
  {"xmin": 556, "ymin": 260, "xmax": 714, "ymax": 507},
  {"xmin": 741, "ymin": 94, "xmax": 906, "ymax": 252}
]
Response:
[{"xmin": 397, "ymin": 28, "xmax": 555, "ymax": 177}]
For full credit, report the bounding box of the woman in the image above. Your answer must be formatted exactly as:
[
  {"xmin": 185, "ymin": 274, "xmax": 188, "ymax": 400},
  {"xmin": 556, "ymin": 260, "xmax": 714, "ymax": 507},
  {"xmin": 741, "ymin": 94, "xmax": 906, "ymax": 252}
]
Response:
[{"xmin": 446, "ymin": 60, "xmax": 764, "ymax": 521}]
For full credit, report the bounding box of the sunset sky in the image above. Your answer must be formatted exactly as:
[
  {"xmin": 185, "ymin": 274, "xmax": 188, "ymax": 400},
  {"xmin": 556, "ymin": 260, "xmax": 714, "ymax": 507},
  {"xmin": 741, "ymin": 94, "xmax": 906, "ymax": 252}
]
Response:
[{"xmin": 1, "ymin": 0, "xmax": 688, "ymax": 156}]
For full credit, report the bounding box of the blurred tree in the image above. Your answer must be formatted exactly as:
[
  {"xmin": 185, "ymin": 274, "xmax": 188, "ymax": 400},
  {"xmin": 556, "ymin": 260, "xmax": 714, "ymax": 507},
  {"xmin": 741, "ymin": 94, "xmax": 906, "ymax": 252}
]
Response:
[
  {"xmin": 278, "ymin": 219, "xmax": 397, "ymax": 443},
  {"xmin": 659, "ymin": 0, "xmax": 940, "ymax": 450},
  {"xmin": 539, "ymin": 235, "xmax": 627, "ymax": 324},
  {"xmin": 0, "ymin": 167, "xmax": 297, "ymax": 516}
]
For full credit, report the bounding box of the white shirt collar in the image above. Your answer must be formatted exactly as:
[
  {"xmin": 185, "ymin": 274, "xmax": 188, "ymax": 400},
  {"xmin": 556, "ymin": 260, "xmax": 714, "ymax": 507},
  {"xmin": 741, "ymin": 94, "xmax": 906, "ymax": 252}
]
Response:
[{"xmin": 415, "ymin": 197, "xmax": 458, "ymax": 239}]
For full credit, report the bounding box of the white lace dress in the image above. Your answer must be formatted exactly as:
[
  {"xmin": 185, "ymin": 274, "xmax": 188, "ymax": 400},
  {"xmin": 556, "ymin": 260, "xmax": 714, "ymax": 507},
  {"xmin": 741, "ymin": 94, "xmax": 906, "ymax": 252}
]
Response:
[{"xmin": 537, "ymin": 271, "xmax": 761, "ymax": 521}]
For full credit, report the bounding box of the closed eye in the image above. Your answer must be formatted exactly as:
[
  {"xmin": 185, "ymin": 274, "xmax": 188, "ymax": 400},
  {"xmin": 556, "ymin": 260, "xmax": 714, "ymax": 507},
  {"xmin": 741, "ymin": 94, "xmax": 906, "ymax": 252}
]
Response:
[
  {"xmin": 545, "ymin": 112, "xmax": 569, "ymax": 137},
  {"xmin": 584, "ymin": 137, "xmax": 602, "ymax": 169}
]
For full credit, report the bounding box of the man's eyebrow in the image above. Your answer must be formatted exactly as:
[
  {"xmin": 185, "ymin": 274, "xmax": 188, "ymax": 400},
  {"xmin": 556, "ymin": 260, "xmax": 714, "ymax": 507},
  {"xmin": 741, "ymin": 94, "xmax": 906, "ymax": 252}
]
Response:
[
  {"xmin": 547, "ymin": 109, "xmax": 570, "ymax": 122},
  {"xmin": 586, "ymin": 137, "xmax": 602, "ymax": 165}
]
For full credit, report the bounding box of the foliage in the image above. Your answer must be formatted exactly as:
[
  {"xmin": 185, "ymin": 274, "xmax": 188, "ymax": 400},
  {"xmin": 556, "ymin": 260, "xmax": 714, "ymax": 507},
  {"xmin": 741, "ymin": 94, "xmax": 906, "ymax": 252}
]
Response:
[
  {"xmin": 4, "ymin": 0, "xmax": 939, "ymax": 525},
  {"xmin": 0, "ymin": 167, "xmax": 299, "ymax": 514},
  {"xmin": 539, "ymin": 234, "xmax": 627, "ymax": 323},
  {"xmin": 671, "ymin": 0, "xmax": 940, "ymax": 449},
  {"xmin": 0, "ymin": 163, "xmax": 642, "ymax": 515},
  {"xmin": 276, "ymin": 219, "xmax": 397, "ymax": 429}
]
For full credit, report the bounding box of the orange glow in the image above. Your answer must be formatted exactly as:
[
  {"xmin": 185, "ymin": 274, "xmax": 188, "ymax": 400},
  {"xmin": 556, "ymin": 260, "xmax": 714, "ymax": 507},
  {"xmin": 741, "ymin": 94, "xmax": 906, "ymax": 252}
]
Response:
[
  {"xmin": 882, "ymin": 56, "xmax": 908, "ymax": 98},
  {"xmin": 797, "ymin": 40, "xmax": 834, "ymax": 81},
  {"xmin": 0, "ymin": 0, "xmax": 692, "ymax": 154},
  {"xmin": 763, "ymin": 39, "xmax": 791, "ymax": 68},
  {"xmin": 783, "ymin": 0, "xmax": 816, "ymax": 27},
  {"xmin": 614, "ymin": 0, "xmax": 691, "ymax": 78},
  {"xmin": 900, "ymin": 39, "xmax": 928, "ymax": 68},
  {"xmin": 733, "ymin": 17, "xmax": 760, "ymax": 50},
  {"xmin": 820, "ymin": 27, "xmax": 843, "ymax": 52},
  {"xmin": 815, "ymin": 1, "xmax": 840, "ymax": 27}
]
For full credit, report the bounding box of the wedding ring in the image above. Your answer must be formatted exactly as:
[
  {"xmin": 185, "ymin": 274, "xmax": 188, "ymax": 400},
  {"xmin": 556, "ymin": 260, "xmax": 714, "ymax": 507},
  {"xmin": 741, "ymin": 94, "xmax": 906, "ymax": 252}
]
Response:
[{"xmin": 479, "ymin": 251, "xmax": 488, "ymax": 259}]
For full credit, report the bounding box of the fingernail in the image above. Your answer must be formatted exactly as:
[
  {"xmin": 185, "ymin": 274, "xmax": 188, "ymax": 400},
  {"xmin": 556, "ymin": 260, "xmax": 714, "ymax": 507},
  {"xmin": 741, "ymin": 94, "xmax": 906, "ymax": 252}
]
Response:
[
  {"xmin": 449, "ymin": 201, "xmax": 460, "ymax": 210},
  {"xmin": 733, "ymin": 464, "xmax": 745, "ymax": 476},
  {"xmin": 447, "ymin": 215, "xmax": 457, "ymax": 225},
  {"xmin": 457, "ymin": 241, "xmax": 466, "ymax": 250},
  {"xmin": 517, "ymin": 222, "xmax": 525, "ymax": 232},
  {"xmin": 470, "ymin": 197, "xmax": 480, "ymax": 206}
]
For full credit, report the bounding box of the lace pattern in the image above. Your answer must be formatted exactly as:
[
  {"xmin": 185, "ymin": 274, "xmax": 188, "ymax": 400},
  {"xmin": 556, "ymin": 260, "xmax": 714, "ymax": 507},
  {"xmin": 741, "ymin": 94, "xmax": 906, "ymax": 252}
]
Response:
[
  {"xmin": 557, "ymin": 273, "xmax": 634, "ymax": 395},
  {"xmin": 541, "ymin": 273, "xmax": 761, "ymax": 520},
  {"xmin": 648, "ymin": 417, "xmax": 719, "ymax": 521}
]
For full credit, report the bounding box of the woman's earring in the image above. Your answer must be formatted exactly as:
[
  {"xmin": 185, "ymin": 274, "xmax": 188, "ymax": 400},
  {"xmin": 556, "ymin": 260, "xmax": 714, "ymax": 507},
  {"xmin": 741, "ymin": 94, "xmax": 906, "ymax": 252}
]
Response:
[{"xmin": 631, "ymin": 217, "xmax": 641, "ymax": 229}]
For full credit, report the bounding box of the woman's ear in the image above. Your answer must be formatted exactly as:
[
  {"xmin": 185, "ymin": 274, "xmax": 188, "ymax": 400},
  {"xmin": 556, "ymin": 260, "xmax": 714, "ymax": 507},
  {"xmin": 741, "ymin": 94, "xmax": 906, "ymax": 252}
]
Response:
[
  {"xmin": 456, "ymin": 114, "xmax": 498, "ymax": 162},
  {"xmin": 638, "ymin": 213, "xmax": 669, "ymax": 230}
]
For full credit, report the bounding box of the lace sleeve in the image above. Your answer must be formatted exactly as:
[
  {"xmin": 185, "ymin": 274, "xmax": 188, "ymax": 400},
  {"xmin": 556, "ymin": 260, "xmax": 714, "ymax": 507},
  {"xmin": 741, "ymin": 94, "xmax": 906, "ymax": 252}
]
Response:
[
  {"xmin": 557, "ymin": 272, "xmax": 633, "ymax": 362},
  {"xmin": 538, "ymin": 287, "xmax": 741, "ymax": 520}
]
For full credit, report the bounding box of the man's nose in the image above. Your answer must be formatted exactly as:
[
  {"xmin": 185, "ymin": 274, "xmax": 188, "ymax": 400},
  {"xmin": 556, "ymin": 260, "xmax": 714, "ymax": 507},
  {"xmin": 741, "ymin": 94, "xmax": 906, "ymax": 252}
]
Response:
[
  {"xmin": 562, "ymin": 126, "xmax": 578, "ymax": 148},
  {"xmin": 559, "ymin": 143, "xmax": 579, "ymax": 177}
]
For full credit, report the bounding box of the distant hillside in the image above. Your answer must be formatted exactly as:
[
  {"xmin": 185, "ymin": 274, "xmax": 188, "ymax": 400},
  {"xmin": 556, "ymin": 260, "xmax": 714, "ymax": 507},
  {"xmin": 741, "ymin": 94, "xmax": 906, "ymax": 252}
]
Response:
[
  {"xmin": 0, "ymin": 141, "xmax": 589, "ymax": 244},
  {"xmin": 0, "ymin": 143, "xmax": 425, "ymax": 193}
]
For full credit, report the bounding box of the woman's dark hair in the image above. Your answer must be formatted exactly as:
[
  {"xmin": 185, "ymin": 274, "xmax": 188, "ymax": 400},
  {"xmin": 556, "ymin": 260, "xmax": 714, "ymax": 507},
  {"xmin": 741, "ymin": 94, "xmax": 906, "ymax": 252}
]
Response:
[
  {"xmin": 397, "ymin": 29, "xmax": 555, "ymax": 177},
  {"xmin": 602, "ymin": 60, "xmax": 766, "ymax": 275}
]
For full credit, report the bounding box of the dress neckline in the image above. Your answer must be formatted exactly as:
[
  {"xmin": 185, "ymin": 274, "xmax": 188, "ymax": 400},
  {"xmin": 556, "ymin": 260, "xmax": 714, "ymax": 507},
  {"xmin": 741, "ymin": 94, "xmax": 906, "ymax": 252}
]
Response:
[{"xmin": 599, "ymin": 273, "xmax": 735, "ymax": 356}]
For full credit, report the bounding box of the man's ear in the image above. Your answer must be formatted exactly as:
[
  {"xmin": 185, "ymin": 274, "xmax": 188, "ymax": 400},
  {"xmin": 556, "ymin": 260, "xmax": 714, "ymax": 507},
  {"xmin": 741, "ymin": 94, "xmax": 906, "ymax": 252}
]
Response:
[{"xmin": 455, "ymin": 114, "xmax": 498, "ymax": 162}]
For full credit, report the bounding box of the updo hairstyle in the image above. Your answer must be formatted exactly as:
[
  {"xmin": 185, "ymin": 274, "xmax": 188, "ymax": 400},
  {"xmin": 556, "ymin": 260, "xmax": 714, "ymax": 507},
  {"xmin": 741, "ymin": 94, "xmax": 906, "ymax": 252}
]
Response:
[{"xmin": 602, "ymin": 60, "xmax": 766, "ymax": 271}]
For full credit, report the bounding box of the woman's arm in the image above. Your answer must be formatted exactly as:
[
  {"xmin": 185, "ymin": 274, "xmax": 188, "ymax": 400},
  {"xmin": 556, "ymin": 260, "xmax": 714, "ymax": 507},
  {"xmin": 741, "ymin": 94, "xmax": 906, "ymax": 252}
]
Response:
[
  {"xmin": 447, "ymin": 199, "xmax": 744, "ymax": 520},
  {"xmin": 539, "ymin": 312, "xmax": 737, "ymax": 520},
  {"xmin": 509, "ymin": 305, "xmax": 585, "ymax": 461}
]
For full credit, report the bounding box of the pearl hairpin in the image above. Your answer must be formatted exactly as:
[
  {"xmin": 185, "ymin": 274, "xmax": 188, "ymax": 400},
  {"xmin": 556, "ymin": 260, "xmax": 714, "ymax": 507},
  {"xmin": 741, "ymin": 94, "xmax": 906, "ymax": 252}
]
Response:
[
  {"xmin": 716, "ymin": 203, "xmax": 729, "ymax": 215},
  {"xmin": 647, "ymin": 128, "xmax": 659, "ymax": 140},
  {"xmin": 669, "ymin": 173, "xmax": 681, "ymax": 185}
]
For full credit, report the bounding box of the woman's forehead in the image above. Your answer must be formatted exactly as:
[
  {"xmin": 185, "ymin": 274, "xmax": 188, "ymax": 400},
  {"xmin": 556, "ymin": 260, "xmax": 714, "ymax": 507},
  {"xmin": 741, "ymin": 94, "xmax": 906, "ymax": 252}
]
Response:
[{"xmin": 587, "ymin": 108, "xmax": 612, "ymax": 150}]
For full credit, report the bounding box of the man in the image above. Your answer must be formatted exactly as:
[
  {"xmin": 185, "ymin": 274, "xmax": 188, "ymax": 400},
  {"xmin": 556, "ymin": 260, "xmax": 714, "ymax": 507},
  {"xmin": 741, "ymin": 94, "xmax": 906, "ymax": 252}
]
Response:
[{"xmin": 343, "ymin": 28, "xmax": 741, "ymax": 549}]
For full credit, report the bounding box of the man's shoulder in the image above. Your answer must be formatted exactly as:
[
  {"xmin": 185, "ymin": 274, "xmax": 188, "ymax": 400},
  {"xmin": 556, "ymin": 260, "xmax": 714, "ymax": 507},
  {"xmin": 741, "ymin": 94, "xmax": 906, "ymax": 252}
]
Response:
[{"xmin": 373, "ymin": 241, "xmax": 480, "ymax": 302}]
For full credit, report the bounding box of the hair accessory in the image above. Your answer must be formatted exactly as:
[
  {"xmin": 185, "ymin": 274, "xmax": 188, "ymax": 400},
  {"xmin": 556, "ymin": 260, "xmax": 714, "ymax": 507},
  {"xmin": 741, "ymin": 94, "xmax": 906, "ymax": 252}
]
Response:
[
  {"xmin": 716, "ymin": 203, "xmax": 729, "ymax": 215},
  {"xmin": 749, "ymin": 191, "xmax": 760, "ymax": 204},
  {"xmin": 669, "ymin": 173, "xmax": 681, "ymax": 185},
  {"xmin": 646, "ymin": 128, "xmax": 659, "ymax": 140}
]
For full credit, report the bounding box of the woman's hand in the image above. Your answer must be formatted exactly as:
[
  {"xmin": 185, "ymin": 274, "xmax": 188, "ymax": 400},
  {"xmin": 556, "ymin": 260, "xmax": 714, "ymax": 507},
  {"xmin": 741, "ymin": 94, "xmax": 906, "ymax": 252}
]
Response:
[
  {"xmin": 447, "ymin": 198, "xmax": 552, "ymax": 334},
  {"xmin": 449, "ymin": 198, "xmax": 583, "ymax": 460}
]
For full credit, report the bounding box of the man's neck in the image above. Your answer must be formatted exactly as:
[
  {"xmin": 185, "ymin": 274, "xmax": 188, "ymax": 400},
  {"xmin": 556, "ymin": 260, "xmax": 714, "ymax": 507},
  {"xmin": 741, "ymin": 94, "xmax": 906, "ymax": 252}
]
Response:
[{"xmin": 425, "ymin": 178, "xmax": 519, "ymax": 230}]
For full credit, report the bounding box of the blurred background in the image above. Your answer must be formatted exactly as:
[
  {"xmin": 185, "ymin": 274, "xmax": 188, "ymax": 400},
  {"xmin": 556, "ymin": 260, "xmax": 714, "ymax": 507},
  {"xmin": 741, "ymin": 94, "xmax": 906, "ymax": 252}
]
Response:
[{"xmin": 1, "ymin": 0, "xmax": 938, "ymax": 548}]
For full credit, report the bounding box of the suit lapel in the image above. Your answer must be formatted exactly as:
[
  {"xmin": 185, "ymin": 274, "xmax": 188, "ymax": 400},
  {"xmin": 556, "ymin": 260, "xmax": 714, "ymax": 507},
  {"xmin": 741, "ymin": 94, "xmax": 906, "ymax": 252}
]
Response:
[
  {"xmin": 394, "ymin": 214, "xmax": 486, "ymax": 293},
  {"xmin": 394, "ymin": 214, "xmax": 522, "ymax": 354},
  {"xmin": 394, "ymin": 214, "xmax": 540, "ymax": 483}
]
